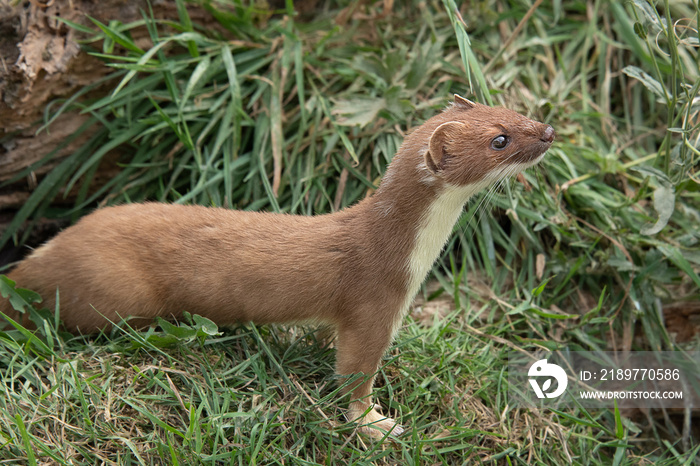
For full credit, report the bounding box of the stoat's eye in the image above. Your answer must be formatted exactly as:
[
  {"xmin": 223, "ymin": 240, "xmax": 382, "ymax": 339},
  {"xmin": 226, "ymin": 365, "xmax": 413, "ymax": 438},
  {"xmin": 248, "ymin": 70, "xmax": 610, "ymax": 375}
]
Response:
[{"xmin": 491, "ymin": 135, "xmax": 509, "ymax": 150}]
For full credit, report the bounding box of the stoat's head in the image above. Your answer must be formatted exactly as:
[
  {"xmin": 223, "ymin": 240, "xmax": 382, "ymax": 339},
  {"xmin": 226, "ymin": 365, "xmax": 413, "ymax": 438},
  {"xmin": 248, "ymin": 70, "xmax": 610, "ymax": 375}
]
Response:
[{"xmin": 424, "ymin": 95, "xmax": 555, "ymax": 186}]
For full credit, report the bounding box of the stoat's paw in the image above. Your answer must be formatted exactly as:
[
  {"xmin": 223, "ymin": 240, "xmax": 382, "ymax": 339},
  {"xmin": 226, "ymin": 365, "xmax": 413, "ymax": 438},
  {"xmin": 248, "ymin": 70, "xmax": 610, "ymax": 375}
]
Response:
[{"xmin": 348, "ymin": 404, "xmax": 404, "ymax": 439}]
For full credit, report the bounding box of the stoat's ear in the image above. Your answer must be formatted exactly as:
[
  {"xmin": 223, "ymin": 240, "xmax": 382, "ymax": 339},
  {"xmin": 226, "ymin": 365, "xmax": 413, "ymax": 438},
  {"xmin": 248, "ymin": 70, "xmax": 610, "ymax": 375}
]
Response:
[
  {"xmin": 454, "ymin": 94, "xmax": 476, "ymax": 110},
  {"xmin": 425, "ymin": 121, "xmax": 465, "ymax": 173}
]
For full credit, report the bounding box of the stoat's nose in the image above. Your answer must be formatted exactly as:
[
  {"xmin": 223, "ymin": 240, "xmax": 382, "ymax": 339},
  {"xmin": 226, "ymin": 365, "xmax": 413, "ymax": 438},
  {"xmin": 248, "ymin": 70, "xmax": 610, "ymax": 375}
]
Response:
[{"xmin": 541, "ymin": 125, "xmax": 555, "ymax": 143}]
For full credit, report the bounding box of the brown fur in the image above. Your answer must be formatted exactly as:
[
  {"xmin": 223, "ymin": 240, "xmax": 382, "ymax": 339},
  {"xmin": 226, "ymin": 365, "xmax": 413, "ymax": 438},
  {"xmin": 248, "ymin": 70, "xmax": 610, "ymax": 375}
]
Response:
[{"xmin": 1, "ymin": 95, "xmax": 554, "ymax": 437}]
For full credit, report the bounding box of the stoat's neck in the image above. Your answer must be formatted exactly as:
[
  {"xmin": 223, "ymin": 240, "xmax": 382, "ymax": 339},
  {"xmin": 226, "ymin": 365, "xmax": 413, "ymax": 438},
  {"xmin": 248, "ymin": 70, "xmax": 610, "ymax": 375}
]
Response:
[
  {"xmin": 403, "ymin": 181, "xmax": 485, "ymax": 298},
  {"xmin": 348, "ymin": 145, "xmax": 487, "ymax": 325}
]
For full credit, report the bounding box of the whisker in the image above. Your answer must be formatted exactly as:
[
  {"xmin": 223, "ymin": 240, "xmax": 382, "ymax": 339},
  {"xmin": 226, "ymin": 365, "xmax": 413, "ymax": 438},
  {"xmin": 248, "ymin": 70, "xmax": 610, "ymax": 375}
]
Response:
[
  {"xmin": 463, "ymin": 177, "xmax": 505, "ymax": 234},
  {"xmin": 501, "ymin": 149, "xmax": 525, "ymax": 164},
  {"xmin": 457, "ymin": 156, "xmax": 542, "ymax": 253}
]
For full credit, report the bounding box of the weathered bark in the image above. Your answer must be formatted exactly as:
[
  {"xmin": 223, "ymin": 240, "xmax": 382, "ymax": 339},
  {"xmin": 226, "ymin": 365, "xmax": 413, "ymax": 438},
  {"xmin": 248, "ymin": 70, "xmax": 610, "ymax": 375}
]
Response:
[
  {"xmin": 0, "ymin": 0, "xmax": 231, "ymax": 208},
  {"xmin": 1, "ymin": 1, "xmax": 104, "ymax": 198},
  {"xmin": 0, "ymin": 0, "xmax": 234, "ymax": 264}
]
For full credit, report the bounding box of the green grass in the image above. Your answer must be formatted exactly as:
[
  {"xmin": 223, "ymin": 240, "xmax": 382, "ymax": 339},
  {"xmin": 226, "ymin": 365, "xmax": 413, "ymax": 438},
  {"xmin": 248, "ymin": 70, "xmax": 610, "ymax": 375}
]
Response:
[{"xmin": 1, "ymin": 0, "xmax": 699, "ymax": 464}]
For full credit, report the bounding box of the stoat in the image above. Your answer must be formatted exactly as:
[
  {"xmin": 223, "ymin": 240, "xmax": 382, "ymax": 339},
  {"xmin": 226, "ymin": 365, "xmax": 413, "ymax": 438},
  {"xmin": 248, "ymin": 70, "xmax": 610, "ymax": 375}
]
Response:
[{"xmin": 1, "ymin": 95, "xmax": 554, "ymax": 438}]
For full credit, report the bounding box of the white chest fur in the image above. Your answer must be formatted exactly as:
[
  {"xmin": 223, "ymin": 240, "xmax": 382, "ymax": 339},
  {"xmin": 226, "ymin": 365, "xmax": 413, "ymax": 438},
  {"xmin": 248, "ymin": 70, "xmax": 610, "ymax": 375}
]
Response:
[
  {"xmin": 405, "ymin": 158, "xmax": 543, "ymax": 305},
  {"xmin": 391, "ymin": 158, "xmax": 544, "ymax": 337},
  {"xmin": 408, "ymin": 184, "xmax": 484, "ymax": 295},
  {"xmin": 391, "ymin": 181, "xmax": 487, "ymax": 336}
]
